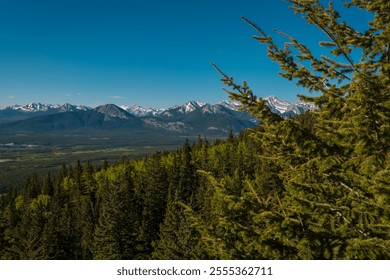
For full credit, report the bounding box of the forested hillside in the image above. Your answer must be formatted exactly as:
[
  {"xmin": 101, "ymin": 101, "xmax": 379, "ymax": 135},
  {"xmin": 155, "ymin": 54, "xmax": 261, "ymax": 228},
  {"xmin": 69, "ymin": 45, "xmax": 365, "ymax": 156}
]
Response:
[
  {"xmin": 0, "ymin": 0, "xmax": 389, "ymax": 259},
  {"xmin": 0, "ymin": 113, "xmax": 388, "ymax": 260},
  {"xmin": 0, "ymin": 132, "xmax": 259, "ymax": 259}
]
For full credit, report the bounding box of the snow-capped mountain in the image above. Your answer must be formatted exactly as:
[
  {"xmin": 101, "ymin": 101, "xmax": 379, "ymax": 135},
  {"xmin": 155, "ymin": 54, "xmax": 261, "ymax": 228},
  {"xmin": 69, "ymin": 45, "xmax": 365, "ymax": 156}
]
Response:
[
  {"xmin": 158, "ymin": 101, "xmax": 207, "ymax": 119},
  {"xmin": 178, "ymin": 100, "xmax": 207, "ymax": 114},
  {"xmin": 122, "ymin": 100, "xmax": 238, "ymax": 118},
  {"xmin": 217, "ymin": 100, "xmax": 242, "ymax": 111},
  {"xmin": 120, "ymin": 97, "xmax": 312, "ymax": 120},
  {"xmin": 120, "ymin": 105, "xmax": 163, "ymax": 117},
  {"xmin": 11, "ymin": 102, "xmax": 53, "ymax": 113},
  {"xmin": 120, "ymin": 101, "xmax": 207, "ymax": 118},
  {"xmin": 0, "ymin": 102, "xmax": 92, "ymax": 124},
  {"xmin": 2, "ymin": 96, "xmax": 313, "ymax": 117},
  {"xmin": 264, "ymin": 96, "xmax": 316, "ymax": 117},
  {"xmin": 6, "ymin": 102, "xmax": 90, "ymax": 113},
  {"xmin": 57, "ymin": 103, "xmax": 90, "ymax": 112},
  {"xmin": 0, "ymin": 96, "xmax": 315, "ymax": 134},
  {"xmin": 264, "ymin": 96, "xmax": 291, "ymax": 114}
]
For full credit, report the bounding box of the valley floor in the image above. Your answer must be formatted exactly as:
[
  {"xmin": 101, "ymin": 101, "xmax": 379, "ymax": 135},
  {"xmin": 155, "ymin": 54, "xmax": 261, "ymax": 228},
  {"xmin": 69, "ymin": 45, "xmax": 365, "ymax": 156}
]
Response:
[{"xmin": 0, "ymin": 131, "xmax": 191, "ymax": 191}]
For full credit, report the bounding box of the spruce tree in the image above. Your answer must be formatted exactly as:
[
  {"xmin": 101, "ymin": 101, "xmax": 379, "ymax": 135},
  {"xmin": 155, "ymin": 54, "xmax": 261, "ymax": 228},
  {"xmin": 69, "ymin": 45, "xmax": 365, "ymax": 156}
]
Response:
[
  {"xmin": 92, "ymin": 165, "xmax": 139, "ymax": 259},
  {"xmin": 206, "ymin": 0, "xmax": 390, "ymax": 259},
  {"xmin": 153, "ymin": 141, "xmax": 201, "ymax": 259},
  {"xmin": 137, "ymin": 152, "xmax": 169, "ymax": 258}
]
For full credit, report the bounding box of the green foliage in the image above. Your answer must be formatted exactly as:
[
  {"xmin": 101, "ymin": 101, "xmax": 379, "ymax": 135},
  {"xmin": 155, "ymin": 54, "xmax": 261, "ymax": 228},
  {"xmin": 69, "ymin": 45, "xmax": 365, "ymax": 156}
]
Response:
[
  {"xmin": 207, "ymin": 0, "xmax": 390, "ymax": 259},
  {"xmin": 0, "ymin": 0, "xmax": 388, "ymax": 260}
]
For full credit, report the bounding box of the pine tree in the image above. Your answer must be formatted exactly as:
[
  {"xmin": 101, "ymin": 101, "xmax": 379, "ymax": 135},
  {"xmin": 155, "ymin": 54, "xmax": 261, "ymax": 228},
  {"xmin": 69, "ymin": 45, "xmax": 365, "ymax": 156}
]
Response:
[
  {"xmin": 178, "ymin": 139, "xmax": 198, "ymax": 202},
  {"xmin": 153, "ymin": 141, "xmax": 201, "ymax": 259},
  {"xmin": 93, "ymin": 176, "xmax": 122, "ymax": 259},
  {"xmin": 137, "ymin": 152, "xmax": 169, "ymax": 258},
  {"xmin": 4, "ymin": 194, "xmax": 53, "ymax": 259},
  {"xmin": 152, "ymin": 189, "xmax": 201, "ymax": 259},
  {"xmin": 207, "ymin": 0, "xmax": 390, "ymax": 259},
  {"xmin": 92, "ymin": 165, "xmax": 139, "ymax": 259},
  {"xmin": 41, "ymin": 173, "xmax": 54, "ymax": 196}
]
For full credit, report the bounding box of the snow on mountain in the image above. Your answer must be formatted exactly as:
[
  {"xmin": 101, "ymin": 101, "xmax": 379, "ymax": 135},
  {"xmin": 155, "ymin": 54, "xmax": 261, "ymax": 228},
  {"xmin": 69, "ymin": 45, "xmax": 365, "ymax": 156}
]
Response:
[
  {"xmin": 264, "ymin": 96, "xmax": 291, "ymax": 114},
  {"xmin": 1, "ymin": 96, "xmax": 315, "ymax": 123},
  {"xmin": 296, "ymin": 102, "xmax": 316, "ymax": 112},
  {"xmin": 0, "ymin": 96, "xmax": 317, "ymax": 136},
  {"xmin": 6, "ymin": 102, "xmax": 91, "ymax": 113},
  {"xmin": 124, "ymin": 101, "xmax": 207, "ymax": 118},
  {"xmin": 198, "ymin": 103, "xmax": 237, "ymax": 115},
  {"xmin": 217, "ymin": 100, "xmax": 242, "ymax": 111},
  {"xmin": 121, "ymin": 105, "xmax": 163, "ymax": 117},
  {"xmin": 94, "ymin": 104, "xmax": 131, "ymax": 120},
  {"xmin": 122, "ymin": 102, "xmax": 211, "ymax": 118},
  {"xmin": 200, "ymin": 104, "xmax": 219, "ymax": 114},
  {"xmin": 166, "ymin": 101, "xmax": 206, "ymax": 115},
  {"xmin": 75, "ymin": 104, "xmax": 91, "ymax": 111},
  {"xmin": 263, "ymin": 96, "xmax": 315, "ymax": 117},
  {"xmin": 181, "ymin": 101, "xmax": 206, "ymax": 114},
  {"xmin": 11, "ymin": 102, "xmax": 53, "ymax": 113},
  {"xmin": 56, "ymin": 103, "xmax": 90, "ymax": 112}
]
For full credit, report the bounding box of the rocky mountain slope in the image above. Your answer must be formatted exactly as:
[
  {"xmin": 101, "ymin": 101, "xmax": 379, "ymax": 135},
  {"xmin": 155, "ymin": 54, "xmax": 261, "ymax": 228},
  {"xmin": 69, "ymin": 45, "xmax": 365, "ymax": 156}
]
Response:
[{"xmin": 0, "ymin": 97, "xmax": 314, "ymax": 136}]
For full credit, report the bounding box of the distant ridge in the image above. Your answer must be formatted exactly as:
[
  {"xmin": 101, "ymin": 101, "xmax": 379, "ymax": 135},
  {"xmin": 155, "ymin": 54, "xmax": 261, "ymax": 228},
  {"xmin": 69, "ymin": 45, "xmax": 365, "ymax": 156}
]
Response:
[
  {"xmin": 0, "ymin": 97, "xmax": 315, "ymax": 136},
  {"xmin": 120, "ymin": 97, "xmax": 314, "ymax": 118},
  {"xmin": 2, "ymin": 96, "xmax": 314, "ymax": 118}
]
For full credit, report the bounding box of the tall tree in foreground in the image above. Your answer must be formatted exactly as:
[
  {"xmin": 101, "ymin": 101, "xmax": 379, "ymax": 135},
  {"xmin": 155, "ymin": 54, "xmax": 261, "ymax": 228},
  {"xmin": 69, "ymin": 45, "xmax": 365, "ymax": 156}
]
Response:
[
  {"xmin": 200, "ymin": 0, "xmax": 389, "ymax": 259},
  {"xmin": 92, "ymin": 165, "xmax": 139, "ymax": 259},
  {"xmin": 153, "ymin": 140, "xmax": 202, "ymax": 259}
]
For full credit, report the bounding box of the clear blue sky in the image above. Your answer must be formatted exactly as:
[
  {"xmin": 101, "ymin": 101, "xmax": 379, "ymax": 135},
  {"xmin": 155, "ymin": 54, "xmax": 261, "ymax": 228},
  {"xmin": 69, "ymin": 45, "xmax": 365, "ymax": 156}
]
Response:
[{"xmin": 0, "ymin": 0, "xmax": 372, "ymax": 108}]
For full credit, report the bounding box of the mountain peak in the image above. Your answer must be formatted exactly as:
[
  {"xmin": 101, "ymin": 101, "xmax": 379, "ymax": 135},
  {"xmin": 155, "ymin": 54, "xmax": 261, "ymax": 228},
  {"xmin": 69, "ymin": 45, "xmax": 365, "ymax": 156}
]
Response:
[
  {"xmin": 217, "ymin": 100, "xmax": 241, "ymax": 111},
  {"xmin": 58, "ymin": 103, "xmax": 77, "ymax": 112},
  {"xmin": 1, "ymin": 96, "xmax": 315, "ymax": 125},
  {"xmin": 182, "ymin": 100, "xmax": 206, "ymax": 113},
  {"xmin": 94, "ymin": 104, "xmax": 132, "ymax": 120},
  {"xmin": 263, "ymin": 96, "xmax": 292, "ymax": 114},
  {"xmin": 121, "ymin": 105, "xmax": 162, "ymax": 117},
  {"xmin": 263, "ymin": 96, "xmax": 316, "ymax": 116},
  {"xmin": 12, "ymin": 102, "xmax": 52, "ymax": 112}
]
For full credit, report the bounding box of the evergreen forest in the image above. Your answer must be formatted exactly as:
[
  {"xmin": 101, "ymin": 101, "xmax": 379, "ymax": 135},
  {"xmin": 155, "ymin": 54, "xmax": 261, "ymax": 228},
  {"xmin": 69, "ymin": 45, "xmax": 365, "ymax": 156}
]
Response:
[{"xmin": 0, "ymin": 0, "xmax": 389, "ymax": 259}]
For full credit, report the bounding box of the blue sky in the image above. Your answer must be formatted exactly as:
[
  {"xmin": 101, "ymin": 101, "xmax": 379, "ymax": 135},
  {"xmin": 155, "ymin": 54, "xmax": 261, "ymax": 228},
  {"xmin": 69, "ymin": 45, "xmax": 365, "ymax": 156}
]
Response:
[{"xmin": 0, "ymin": 0, "xmax": 372, "ymax": 108}]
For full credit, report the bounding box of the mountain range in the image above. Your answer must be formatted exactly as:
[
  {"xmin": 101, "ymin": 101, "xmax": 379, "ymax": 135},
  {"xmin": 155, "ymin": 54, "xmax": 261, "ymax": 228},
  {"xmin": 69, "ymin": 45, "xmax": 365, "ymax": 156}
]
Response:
[{"xmin": 0, "ymin": 96, "xmax": 315, "ymax": 136}]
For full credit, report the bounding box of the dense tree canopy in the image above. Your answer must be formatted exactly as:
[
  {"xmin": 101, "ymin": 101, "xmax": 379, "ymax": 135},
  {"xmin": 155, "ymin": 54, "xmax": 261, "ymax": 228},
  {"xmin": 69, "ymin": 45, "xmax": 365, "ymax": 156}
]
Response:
[{"xmin": 0, "ymin": 0, "xmax": 388, "ymax": 259}]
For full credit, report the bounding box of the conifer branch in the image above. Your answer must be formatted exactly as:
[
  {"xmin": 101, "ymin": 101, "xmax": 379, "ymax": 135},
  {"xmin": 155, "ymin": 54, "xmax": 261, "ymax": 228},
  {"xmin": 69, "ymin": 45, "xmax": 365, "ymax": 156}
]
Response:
[
  {"xmin": 241, "ymin": 16, "xmax": 337, "ymax": 95},
  {"xmin": 241, "ymin": 16, "xmax": 299, "ymax": 74},
  {"xmin": 210, "ymin": 62, "xmax": 245, "ymax": 95},
  {"xmin": 245, "ymin": 181, "xmax": 262, "ymax": 204},
  {"xmin": 306, "ymin": 13, "xmax": 359, "ymax": 72},
  {"xmin": 288, "ymin": 0, "xmax": 382, "ymax": 88}
]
